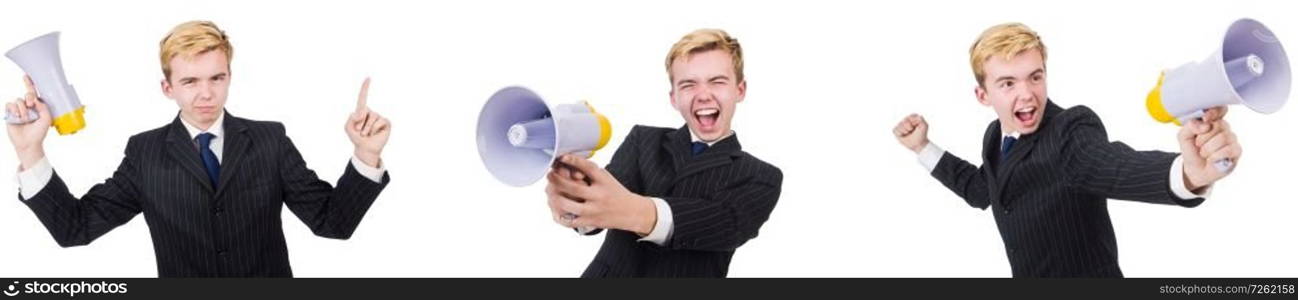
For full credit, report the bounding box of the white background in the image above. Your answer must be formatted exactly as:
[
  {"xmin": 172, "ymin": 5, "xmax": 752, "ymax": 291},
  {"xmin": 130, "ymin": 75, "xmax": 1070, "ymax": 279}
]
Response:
[{"xmin": 0, "ymin": 0, "xmax": 1293, "ymax": 277}]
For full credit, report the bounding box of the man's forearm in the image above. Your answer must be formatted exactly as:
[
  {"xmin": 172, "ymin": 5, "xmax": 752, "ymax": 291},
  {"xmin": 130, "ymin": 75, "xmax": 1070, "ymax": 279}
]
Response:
[{"xmin": 16, "ymin": 145, "xmax": 45, "ymax": 170}]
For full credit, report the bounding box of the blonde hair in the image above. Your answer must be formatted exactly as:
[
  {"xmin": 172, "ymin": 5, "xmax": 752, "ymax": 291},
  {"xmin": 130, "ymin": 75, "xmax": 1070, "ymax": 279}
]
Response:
[
  {"xmin": 969, "ymin": 22, "xmax": 1046, "ymax": 86},
  {"xmin": 665, "ymin": 29, "xmax": 744, "ymax": 83},
  {"xmin": 159, "ymin": 20, "xmax": 233, "ymax": 80}
]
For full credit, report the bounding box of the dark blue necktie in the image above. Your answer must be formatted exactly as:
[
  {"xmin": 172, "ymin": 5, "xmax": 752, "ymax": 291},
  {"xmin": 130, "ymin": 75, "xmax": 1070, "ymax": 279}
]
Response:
[
  {"xmin": 1000, "ymin": 136, "xmax": 1017, "ymax": 161},
  {"xmin": 691, "ymin": 141, "xmax": 709, "ymax": 156},
  {"xmin": 196, "ymin": 133, "xmax": 220, "ymax": 188}
]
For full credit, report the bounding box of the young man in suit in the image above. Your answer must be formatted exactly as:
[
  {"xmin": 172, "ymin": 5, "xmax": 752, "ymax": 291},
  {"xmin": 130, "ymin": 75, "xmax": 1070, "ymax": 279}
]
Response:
[
  {"xmin": 5, "ymin": 21, "xmax": 392, "ymax": 277},
  {"xmin": 545, "ymin": 29, "xmax": 783, "ymax": 277},
  {"xmin": 892, "ymin": 23, "xmax": 1241, "ymax": 277}
]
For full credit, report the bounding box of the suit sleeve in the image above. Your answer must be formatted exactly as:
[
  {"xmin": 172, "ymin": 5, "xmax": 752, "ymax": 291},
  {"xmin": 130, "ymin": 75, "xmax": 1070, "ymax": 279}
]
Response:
[
  {"xmin": 931, "ymin": 152, "xmax": 993, "ymax": 209},
  {"xmin": 21, "ymin": 140, "xmax": 145, "ymax": 247},
  {"xmin": 1059, "ymin": 107, "xmax": 1202, "ymax": 207},
  {"xmin": 605, "ymin": 127, "xmax": 646, "ymax": 193},
  {"xmin": 660, "ymin": 166, "xmax": 782, "ymax": 252},
  {"xmin": 276, "ymin": 125, "xmax": 390, "ymax": 239}
]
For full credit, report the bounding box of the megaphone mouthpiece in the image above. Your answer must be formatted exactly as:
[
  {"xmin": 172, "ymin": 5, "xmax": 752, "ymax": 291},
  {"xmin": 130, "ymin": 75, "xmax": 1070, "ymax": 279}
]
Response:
[
  {"xmin": 1224, "ymin": 53, "xmax": 1264, "ymax": 87},
  {"xmin": 508, "ymin": 118, "xmax": 557, "ymax": 149}
]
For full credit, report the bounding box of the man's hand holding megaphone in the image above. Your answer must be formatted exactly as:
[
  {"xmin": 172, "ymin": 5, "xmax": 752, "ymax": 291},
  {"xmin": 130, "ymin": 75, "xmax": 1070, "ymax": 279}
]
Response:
[
  {"xmin": 6, "ymin": 75, "xmax": 52, "ymax": 170},
  {"xmin": 546, "ymin": 154, "xmax": 657, "ymax": 236},
  {"xmin": 1178, "ymin": 106, "xmax": 1242, "ymax": 193}
]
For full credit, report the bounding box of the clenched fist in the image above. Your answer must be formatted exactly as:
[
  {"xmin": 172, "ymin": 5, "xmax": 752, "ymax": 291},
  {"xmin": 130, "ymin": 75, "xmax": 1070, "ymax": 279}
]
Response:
[{"xmin": 893, "ymin": 113, "xmax": 930, "ymax": 153}]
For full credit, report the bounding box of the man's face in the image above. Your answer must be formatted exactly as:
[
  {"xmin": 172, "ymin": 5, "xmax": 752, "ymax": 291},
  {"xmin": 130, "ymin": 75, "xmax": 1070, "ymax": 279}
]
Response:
[
  {"xmin": 669, "ymin": 49, "xmax": 745, "ymax": 142},
  {"xmin": 975, "ymin": 48, "xmax": 1047, "ymax": 135},
  {"xmin": 162, "ymin": 50, "xmax": 230, "ymax": 129}
]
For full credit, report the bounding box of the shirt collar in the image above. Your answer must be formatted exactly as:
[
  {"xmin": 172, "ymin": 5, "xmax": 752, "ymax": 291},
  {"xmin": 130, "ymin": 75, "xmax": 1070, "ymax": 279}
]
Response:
[
  {"xmin": 1001, "ymin": 130, "xmax": 1021, "ymax": 140},
  {"xmin": 690, "ymin": 129, "xmax": 734, "ymax": 147},
  {"xmin": 180, "ymin": 111, "xmax": 226, "ymax": 140}
]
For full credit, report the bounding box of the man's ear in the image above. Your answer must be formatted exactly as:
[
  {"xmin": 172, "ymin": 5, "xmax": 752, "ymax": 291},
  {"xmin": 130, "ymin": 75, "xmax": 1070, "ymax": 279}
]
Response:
[
  {"xmin": 974, "ymin": 85, "xmax": 990, "ymax": 106},
  {"xmin": 669, "ymin": 88, "xmax": 677, "ymax": 107},
  {"xmin": 161, "ymin": 78, "xmax": 173, "ymax": 99},
  {"xmin": 735, "ymin": 80, "xmax": 746, "ymax": 103}
]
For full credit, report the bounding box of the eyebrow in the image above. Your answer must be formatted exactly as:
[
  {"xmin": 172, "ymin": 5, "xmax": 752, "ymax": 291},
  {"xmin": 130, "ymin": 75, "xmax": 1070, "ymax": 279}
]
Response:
[
  {"xmin": 178, "ymin": 72, "xmax": 229, "ymax": 83},
  {"xmin": 676, "ymin": 75, "xmax": 732, "ymax": 86},
  {"xmin": 993, "ymin": 68, "xmax": 1045, "ymax": 83}
]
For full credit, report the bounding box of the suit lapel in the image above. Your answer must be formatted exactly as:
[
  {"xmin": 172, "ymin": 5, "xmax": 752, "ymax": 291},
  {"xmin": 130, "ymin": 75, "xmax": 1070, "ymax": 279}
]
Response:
[
  {"xmin": 663, "ymin": 127, "xmax": 691, "ymax": 174},
  {"xmin": 214, "ymin": 113, "xmax": 252, "ymax": 199},
  {"xmin": 164, "ymin": 116, "xmax": 214, "ymax": 193},
  {"xmin": 994, "ymin": 130, "xmax": 1037, "ymax": 206},
  {"xmin": 663, "ymin": 126, "xmax": 740, "ymax": 187}
]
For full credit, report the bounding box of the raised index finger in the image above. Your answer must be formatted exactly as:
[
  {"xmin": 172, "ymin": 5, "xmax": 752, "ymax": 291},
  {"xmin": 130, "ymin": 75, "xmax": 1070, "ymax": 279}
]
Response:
[
  {"xmin": 356, "ymin": 77, "xmax": 371, "ymax": 113},
  {"xmin": 23, "ymin": 75, "xmax": 36, "ymax": 95}
]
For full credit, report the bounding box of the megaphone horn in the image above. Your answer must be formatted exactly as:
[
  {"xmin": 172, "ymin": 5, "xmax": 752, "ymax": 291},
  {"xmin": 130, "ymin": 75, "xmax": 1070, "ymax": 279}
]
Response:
[
  {"xmin": 476, "ymin": 86, "xmax": 612, "ymax": 187},
  {"xmin": 1146, "ymin": 18, "xmax": 1290, "ymax": 171},
  {"xmin": 5, "ymin": 31, "xmax": 87, "ymax": 135}
]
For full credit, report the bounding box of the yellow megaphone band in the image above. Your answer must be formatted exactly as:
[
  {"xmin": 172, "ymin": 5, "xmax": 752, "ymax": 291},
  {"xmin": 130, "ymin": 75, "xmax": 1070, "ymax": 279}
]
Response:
[
  {"xmin": 1145, "ymin": 73, "xmax": 1181, "ymax": 125},
  {"xmin": 583, "ymin": 101, "xmax": 613, "ymax": 158},
  {"xmin": 52, "ymin": 106, "xmax": 86, "ymax": 135}
]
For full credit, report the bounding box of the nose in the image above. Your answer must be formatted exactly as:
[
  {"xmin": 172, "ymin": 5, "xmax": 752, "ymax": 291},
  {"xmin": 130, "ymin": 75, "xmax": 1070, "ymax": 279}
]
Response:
[
  {"xmin": 1011, "ymin": 83, "xmax": 1036, "ymax": 105},
  {"xmin": 195, "ymin": 80, "xmax": 214, "ymax": 103},
  {"xmin": 694, "ymin": 85, "xmax": 717, "ymax": 105}
]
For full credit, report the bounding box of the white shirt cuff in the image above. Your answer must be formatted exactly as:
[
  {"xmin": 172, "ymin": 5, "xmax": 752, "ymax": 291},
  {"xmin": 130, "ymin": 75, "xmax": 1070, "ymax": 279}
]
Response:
[
  {"xmin": 15, "ymin": 157, "xmax": 53, "ymax": 200},
  {"xmin": 350, "ymin": 156, "xmax": 386, "ymax": 183},
  {"xmin": 917, "ymin": 142, "xmax": 945, "ymax": 173},
  {"xmin": 1170, "ymin": 155, "xmax": 1211, "ymax": 200},
  {"xmin": 637, "ymin": 197, "xmax": 674, "ymax": 245}
]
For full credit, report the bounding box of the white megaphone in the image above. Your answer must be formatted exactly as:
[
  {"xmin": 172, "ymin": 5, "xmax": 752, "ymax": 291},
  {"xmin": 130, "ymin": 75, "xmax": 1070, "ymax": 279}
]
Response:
[
  {"xmin": 1146, "ymin": 18, "xmax": 1290, "ymax": 171},
  {"xmin": 5, "ymin": 31, "xmax": 86, "ymax": 135},
  {"xmin": 477, "ymin": 86, "xmax": 612, "ymax": 187}
]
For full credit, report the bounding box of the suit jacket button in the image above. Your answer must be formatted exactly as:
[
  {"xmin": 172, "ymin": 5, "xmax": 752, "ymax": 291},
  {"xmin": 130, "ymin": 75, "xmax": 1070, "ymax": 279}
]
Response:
[{"xmin": 1002, "ymin": 209, "xmax": 1011, "ymax": 215}]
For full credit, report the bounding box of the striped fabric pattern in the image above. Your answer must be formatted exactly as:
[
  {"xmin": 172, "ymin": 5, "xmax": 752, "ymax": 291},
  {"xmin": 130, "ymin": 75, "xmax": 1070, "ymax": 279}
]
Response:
[
  {"xmin": 581, "ymin": 125, "xmax": 783, "ymax": 278},
  {"xmin": 20, "ymin": 113, "xmax": 390, "ymax": 277},
  {"xmin": 930, "ymin": 101, "xmax": 1201, "ymax": 277}
]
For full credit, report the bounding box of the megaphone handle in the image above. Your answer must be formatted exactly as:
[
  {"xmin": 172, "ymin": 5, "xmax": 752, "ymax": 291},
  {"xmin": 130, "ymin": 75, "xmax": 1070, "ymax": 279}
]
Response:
[
  {"xmin": 1213, "ymin": 158, "xmax": 1233, "ymax": 173},
  {"xmin": 1176, "ymin": 110, "xmax": 1206, "ymax": 125},
  {"xmin": 560, "ymin": 213, "xmax": 599, "ymax": 234},
  {"xmin": 1184, "ymin": 109, "xmax": 1234, "ymax": 173},
  {"xmin": 3, "ymin": 110, "xmax": 39, "ymax": 124}
]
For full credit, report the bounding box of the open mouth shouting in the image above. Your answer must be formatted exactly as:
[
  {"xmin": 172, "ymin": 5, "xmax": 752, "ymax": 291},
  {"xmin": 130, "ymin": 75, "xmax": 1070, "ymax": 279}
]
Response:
[
  {"xmin": 1013, "ymin": 104, "xmax": 1039, "ymax": 129},
  {"xmin": 693, "ymin": 107, "xmax": 721, "ymax": 132}
]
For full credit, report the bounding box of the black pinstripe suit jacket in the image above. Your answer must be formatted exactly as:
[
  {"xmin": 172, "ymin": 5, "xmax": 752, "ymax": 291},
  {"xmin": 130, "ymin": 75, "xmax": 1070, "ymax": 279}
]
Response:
[
  {"xmin": 19, "ymin": 112, "xmax": 390, "ymax": 277},
  {"xmin": 580, "ymin": 125, "xmax": 782, "ymax": 278},
  {"xmin": 931, "ymin": 100, "xmax": 1202, "ymax": 277}
]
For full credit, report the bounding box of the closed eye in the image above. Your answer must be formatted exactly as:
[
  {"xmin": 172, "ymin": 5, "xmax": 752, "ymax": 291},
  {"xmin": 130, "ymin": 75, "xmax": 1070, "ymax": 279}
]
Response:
[{"xmin": 676, "ymin": 80, "xmax": 697, "ymax": 90}]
